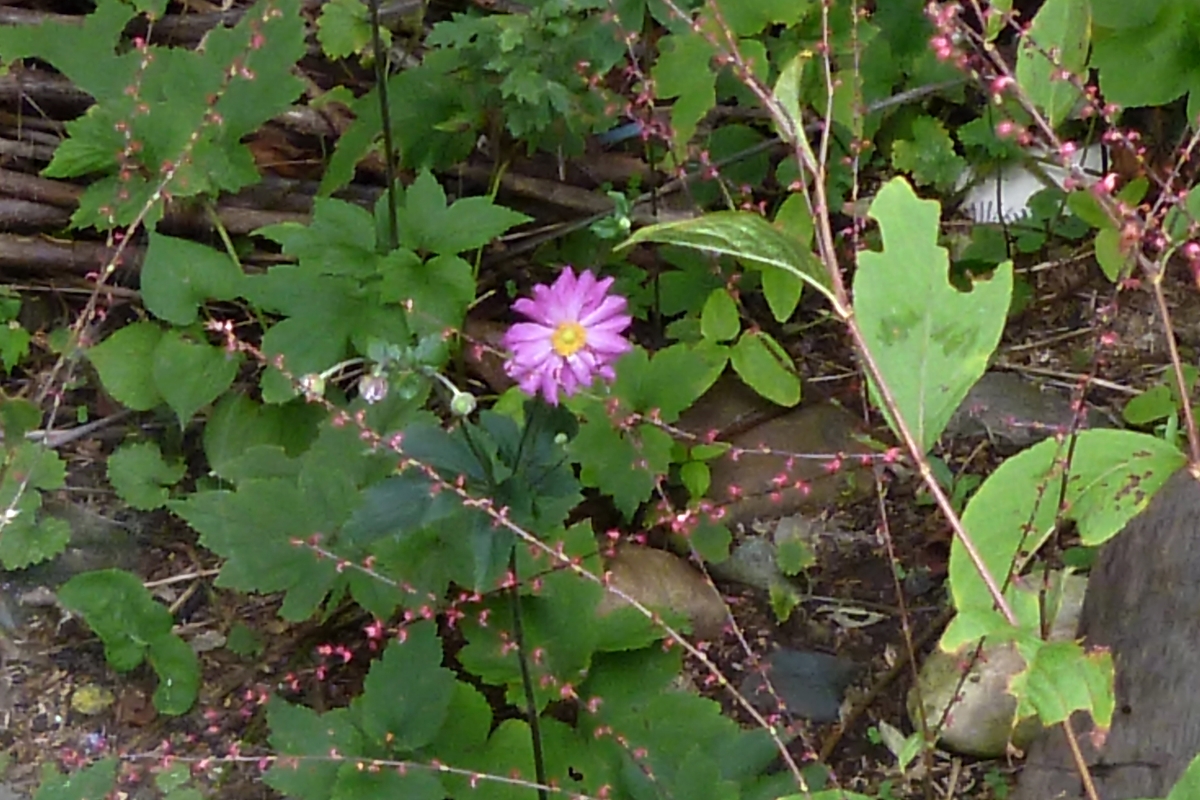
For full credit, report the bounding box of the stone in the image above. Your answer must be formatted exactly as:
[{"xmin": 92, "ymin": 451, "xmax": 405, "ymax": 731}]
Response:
[
  {"xmin": 740, "ymin": 648, "xmax": 860, "ymax": 723},
  {"xmin": 908, "ymin": 571, "xmax": 1086, "ymax": 758},
  {"xmin": 946, "ymin": 371, "xmax": 1113, "ymax": 450},
  {"xmin": 1014, "ymin": 470, "xmax": 1200, "ymax": 799},
  {"xmin": 678, "ymin": 380, "xmax": 875, "ymax": 528},
  {"xmin": 596, "ymin": 544, "xmax": 728, "ymax": 640}
]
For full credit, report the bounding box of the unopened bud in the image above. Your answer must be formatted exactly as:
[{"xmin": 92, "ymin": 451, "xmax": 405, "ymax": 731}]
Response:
[
  {"xmin": 450, "ymin": 391, "xmax": 477, "ymax": 417},
  {"xmin": 358, "ymin": 373, "xmax": 389, "ymax": 404},
  {"xmin": 299, "ymin": 373, "xmax": 326, "ymax": 400}
]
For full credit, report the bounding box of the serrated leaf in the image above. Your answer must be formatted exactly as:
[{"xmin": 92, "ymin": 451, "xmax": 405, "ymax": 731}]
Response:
[
  {"xmin": 652, "ymin": 33, "xmax": 716, "ymax": 152},
  {"xmin": 700, "ymin": 289, "xmax": 740, "ymax": 342},
  {"xmin": 855, "ymin": 177, "xmax": 1011, "ymax": 453},
  {"xmin": 332, "ymin": 763, "xmax": 443, "ymax": 800},
  {"xmin": 0, "ymin": 514, "xmax": 70, "ymax": 570},
  {"xmin": 151, "ymin": 331, "xmax": 240, "ymax": 427},
  {"xmin": 891, "ymin": 116, "xmax": 966, "ymax": 190},
  {"xmin": 264, "ymin": 700, "xmax": 363, "ymax": 800},
  {"xmin": 730, "ymin": 330, "xmax": 801, "ymax": 407},
  {"xmin": 87, "ymin": 323, "xmax": 165, "ymax": 411},
  {"xmin": 107, "ymin": 441, "xmax": 186, "ymax": 510},
  {"xmin": 146, "ymin": 632, "xmax": 201, "ymax": 715},
  {"xmin": 141, "ymin": 234, "xmax": 244, "ymax": 325},
  {"xmin": 425, "ymin": 197, "xmax": 532, "ymax": 256},
  {"xmin": 316, "ymin": 0, "xmax": 385, "ymax": 60},
  {"xmin": 355, "ymin": 622, "xmax": 456, "ymax": 750},
  {"xmin": 31, "ymin": 757, "xmax": 118, "ymax": 800},
  {"xmin": 1015, "ymin": 0, "xmax": 1090, "ymax": 128},
  {"xmin": 1012, "ymin": 639, "xmax": 1113, "ymax": 729},
  {"xmin": 612, "ymin": 344, "xmax": 728, "ymax": 424},
  {"xmin": 621, "ymin": 211, "xmax": 834, "ymax": 306},
  {"xmin": 0, "ymin": 397, "xmax": 41, "ymax": 441}
]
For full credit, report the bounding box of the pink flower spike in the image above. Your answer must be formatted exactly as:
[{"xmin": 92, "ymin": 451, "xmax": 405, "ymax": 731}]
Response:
[{"xmin": 502, "ymin": 267, "xmax": 633, "ymax": 405}]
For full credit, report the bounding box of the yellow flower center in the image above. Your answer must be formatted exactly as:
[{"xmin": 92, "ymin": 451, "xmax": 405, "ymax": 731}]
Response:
[{"xmin": 552, "ymin": 321, "xmax": 587, "ymax": 357}]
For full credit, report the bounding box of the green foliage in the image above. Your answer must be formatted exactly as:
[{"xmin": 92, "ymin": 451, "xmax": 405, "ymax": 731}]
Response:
[
  {"xmin": 19, "ymin": 1, "xmax": 1200, "ymax": 798},
  {"xmin": 107, "ymin": 440, "xmax": 186, "ymax": 510},
  {"xmin": 890, "ymin": 116, "xmax": 966, "ymax": 191},
  {"xmin": 58, "ymin": 569, "xmax": 201, "ymax": 714},
  {"xmin": 0, "ymin": 289, "xmax": 31, "ymax": 374},
  {"xmin": 856, "ymin": 177, "xmax": 1012, "ymax": 454},
  {"xmin": 1015, "ymin": 0, "xmax": 1090, "ymax": 128},
  {"xmin": 0, "ymin": 405, "xmax": 70, "ymax": 570},
  {"xmin": 32, "ymin": 758, "xmax": 118, "ymax": 800},
  {"xmin": 0, "ymin": 0, "xmax": 306, "ymax": 230}
]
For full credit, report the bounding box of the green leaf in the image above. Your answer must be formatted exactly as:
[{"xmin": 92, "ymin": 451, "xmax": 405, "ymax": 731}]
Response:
[
  {"xmin": 171, "ymin": 479, "xmax": 342, "ymax": 619},
  {"xmin": 651, "ymin": 33, "xmax": 716, "ymax": 152},
  {"xmin": 58, "ymin": 569, "xmax": 175, "ymax": 673},
  {"xmin": 890, "ymin": 116, "xmax": 966, "ymax": 190},
  {"xmin": 87, "ymin": 322, "xmax": 165, "ymax": 411},
  {"xmin": 0, "ymin": 0, "xmax": 134, "ymax": 101},
  {"xmin": 761, "ymin": 265, "xmax": 804, "ymax": 323},
  {"xmin": 427, "ymin": 197, "xmax": 532, "ymax": 256},
  {"xmin": 612, "ymin": 344, "xmax": 728, "ymax": 424},
  {"xmin": 700, "ymin": 289, "xmax": 740, "ymax": 342},
  {"xmin": 32, "ymin": 757, "xmax": 118, "ymax": 800},
  {"xmin": 1167, "ymin": 754, "xmax": 1200, "ymax": 800},
  {"xmin": 730, "ymin": 330, "xmax": 801, "ymax": 407},
  {"xmin": 388, "ymin": 170, "xmax": 530, "ymax": 256},
  {"xmin": 1122, "ymin": 383, "xmax": 1177, "ymax": 425},
  {"xmin": 107, "ymin": 441, "xmax": 186, "ymax": 510},
  {"xmin": 1015, "ymin": 0, "xmax": 1090, "ymax": 127},
  {"xmin": 355, "ymin": 622, "xmax": 456, "ymax": 750},
  {"xmin": 1092, "ymin": 1, "xmax": 1196, "ymax": 109},
  {"xmin": 621, "ymin": 211, "xmax": 834, "ymax": 306},
  {"xmin": 680, "ymin": 460, "xmax": 711, "ymax": 499},
  {"xmin": 141, "ymin": 235, "xmax": 244, "ymax": 326},
  {"xmin": 256, "ymin": 198, "xmax": 378, "ymax": 276},
  {"xmin": 0, "ymin": 397, "xmax": 41, "ymax": 441},
  {"xmin": 332, "ymin": 763, "xmax": 444, "ymax": 800},
  {"xmin": 949, "ymin": 430, "xmax": 1185, "ymax": 634},
  {"xmin": 569, "ymin": 413, "xmax": 672, "ymax": 519},
  {"xmin": 264, "ymin": 700, "xmax": 363, "ymax": 800},
  {"xmin": 1011, "ymin": 639, "xmax": 1113, "ymax": 729},
  {"xmin": 316, "ymin": 0, "xmax": 387, "ymax": 60},
  {"xmin": 146, "ymin": 632, "xmax": 201, "ymax": 714},
  {"xmin": 0, "ymin": 514, "xmax": 70, "ymax": 570},
  {"xmin": 152, "ymin": 331, "xmax": 240, "ymax": 427},
  {"xmin": 855, "ymin": 177, "xmax": 1012, "ymax": 453}
]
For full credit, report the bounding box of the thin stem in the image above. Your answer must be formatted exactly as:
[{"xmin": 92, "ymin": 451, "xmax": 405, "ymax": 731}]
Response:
[{"xmin": 508, "ymin": 550, "xmax": 549, "ymax": 800}]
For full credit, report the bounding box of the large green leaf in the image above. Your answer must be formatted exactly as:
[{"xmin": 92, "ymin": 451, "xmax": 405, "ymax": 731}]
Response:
[
  {"xmin": 855, "ymin": 177, "xmax": 1011, "ymax": 454},
  {"xmin": 946, "ymin": 429, "xmax": 1185, "ymax": 643}
]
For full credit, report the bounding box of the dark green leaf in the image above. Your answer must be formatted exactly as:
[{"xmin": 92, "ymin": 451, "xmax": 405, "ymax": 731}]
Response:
[
  {"xmin": 147, "ymin": 632, "xmax": 201, "ymax": 714},
  {"xmin": 87, "ymin": 323, "xmax": 165, "ymax": 412},
  {"xmin": 141, "ymin": 235, "xmax": 244, "ymax": 326},
  {"xmin": 152, "ymin": 331, "xmax": 240, "ymax": 427},
  {"xmin": 107, "ymin": 441, "xmax": 186, "ymax": 510},
  {"xmin": 356, "ymin": 622, "xmax": 456, "ymax": 750}
]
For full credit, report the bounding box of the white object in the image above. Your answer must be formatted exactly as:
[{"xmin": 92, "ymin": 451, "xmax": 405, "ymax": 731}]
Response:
[{"xmin": 960, "ymin": 143, "xmax": 1108, "ymax": 224}]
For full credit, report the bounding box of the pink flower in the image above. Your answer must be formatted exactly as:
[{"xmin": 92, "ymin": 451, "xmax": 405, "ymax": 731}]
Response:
[{"xmin": 503, "ymin": 268, "xmax": 633, "ymax": 405}]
